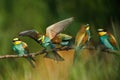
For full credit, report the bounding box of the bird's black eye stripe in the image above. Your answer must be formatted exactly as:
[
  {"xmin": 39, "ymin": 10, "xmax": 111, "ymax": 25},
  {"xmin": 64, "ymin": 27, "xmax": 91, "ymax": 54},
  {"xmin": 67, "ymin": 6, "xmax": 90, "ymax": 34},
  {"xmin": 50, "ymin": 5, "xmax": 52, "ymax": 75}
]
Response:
[
  {"xmin": 12, "ymin": 41, "xmax": 15, "ymax": 42},
  {"xmin": 98, "ymin": 31, "xmax": 104, "ymax": 32},
  {"xmin": 12, "ymin": 40, "xmax": 19, "ymax": 42}
]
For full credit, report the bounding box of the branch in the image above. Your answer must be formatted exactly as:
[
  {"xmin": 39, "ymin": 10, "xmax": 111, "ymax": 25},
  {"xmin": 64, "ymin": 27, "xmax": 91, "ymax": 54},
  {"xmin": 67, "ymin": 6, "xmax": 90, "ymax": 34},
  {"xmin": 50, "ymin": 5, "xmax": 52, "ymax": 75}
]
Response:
[
  {"xmin": 83, "ymin": 47, "xmax": 120, "ymax": 56},
  {"xmin": 0, "ymin": 47, "xmax": 73, "ymax": 59},
  {"xmin": 0, "ymin": 46, "xmax": 119, "ymax": 59}
]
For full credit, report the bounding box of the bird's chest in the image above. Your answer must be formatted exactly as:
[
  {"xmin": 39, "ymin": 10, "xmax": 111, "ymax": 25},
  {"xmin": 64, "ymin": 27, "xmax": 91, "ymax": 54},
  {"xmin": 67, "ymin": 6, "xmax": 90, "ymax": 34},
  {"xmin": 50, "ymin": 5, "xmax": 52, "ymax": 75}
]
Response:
[
  {"xmin": 100, "ymin": 35, "xmax": 115, "ymax": 50},
  {"xmin": 100, "ymin": 35, "xmax": 108, "ymax": 43},
  {"xmin": 42, "ymin": 37, "xmax": 51, "ymax": 47},
  {"xmin": 14, "ymin": 44, "xmax": 25, "ymax": 54}
]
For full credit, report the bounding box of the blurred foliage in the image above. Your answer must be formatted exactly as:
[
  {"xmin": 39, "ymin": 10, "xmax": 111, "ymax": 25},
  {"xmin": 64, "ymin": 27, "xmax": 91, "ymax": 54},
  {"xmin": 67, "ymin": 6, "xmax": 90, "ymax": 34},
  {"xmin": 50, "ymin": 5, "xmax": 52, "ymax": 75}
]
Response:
[
  {"xmin": 0, "ymin": 0, "xmax": 120, "ymax": 80},
  {"xmin": 69, "ymin": 50, "xmax": 120, "ymax": 80}
]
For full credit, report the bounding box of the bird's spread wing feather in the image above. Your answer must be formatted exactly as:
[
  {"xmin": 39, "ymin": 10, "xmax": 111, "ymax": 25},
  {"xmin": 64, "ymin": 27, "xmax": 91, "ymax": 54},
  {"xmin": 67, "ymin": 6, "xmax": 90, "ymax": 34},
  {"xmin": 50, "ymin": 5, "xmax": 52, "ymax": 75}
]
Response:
[
  {"xmin": 19, "ymin": 30, "xmax": 39, "ymax": 39},
  {"xmin": 46, "ymin": 17, "xmax": 74, "ymax": 40},
  {"xmin": 51, "ymin": 36, "xmax": 61, "ymax": 44},
  {"xmin": 51, "ymin": 33, "xmax": 72, "ymax": 44}
]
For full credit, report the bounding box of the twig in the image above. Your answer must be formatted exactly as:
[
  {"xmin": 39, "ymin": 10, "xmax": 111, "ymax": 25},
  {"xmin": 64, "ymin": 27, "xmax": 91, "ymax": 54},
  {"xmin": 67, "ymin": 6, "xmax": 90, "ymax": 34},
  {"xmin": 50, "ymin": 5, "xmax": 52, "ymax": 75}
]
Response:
[
  {"xmin": 0, "ymin": 47, "xmax": 119, "ymax": 60},
  {"xmin": 83, "ymin": 47, "xmax": 120, "ymax": 56},
  {"xmin": 0, "ymin": 47, "xmax": 73, "ymax": 59}
]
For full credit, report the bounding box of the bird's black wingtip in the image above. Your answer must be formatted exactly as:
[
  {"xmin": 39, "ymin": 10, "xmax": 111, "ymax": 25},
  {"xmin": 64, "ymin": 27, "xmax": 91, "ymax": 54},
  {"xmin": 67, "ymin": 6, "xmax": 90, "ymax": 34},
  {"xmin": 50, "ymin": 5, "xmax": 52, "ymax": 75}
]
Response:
[{"xmin": 18, "ymin": 30, "xmax": 35, "ymax": 36}]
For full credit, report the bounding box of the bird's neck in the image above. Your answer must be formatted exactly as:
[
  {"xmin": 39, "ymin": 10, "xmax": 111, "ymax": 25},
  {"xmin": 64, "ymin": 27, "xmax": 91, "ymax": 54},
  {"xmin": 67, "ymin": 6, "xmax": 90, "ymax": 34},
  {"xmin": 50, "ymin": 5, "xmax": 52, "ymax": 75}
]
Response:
[
  {"xmin": 37, "ymin": 35, "xmax": 45, "ymax": 43},
  {"xmin": 86, "ymin": 30, "xmax": 90, "ymax": 36},
  {"xmin": 13, "ymin": 41, "xmax": 22, "ymax": 45},
  {"xmin": 100, "ymin": 34, "xmax": 108, "ymax": 38}
]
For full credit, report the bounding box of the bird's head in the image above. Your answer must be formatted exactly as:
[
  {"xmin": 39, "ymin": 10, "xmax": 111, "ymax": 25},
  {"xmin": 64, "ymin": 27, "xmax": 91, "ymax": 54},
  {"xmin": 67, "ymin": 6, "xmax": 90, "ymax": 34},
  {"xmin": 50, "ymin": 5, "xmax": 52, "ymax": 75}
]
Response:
[
  {"xmin": 12, "ymin": 38, "xmax": 22, "ymax": 45},
  {"xmin": 97, "ymin": 29, "xmax": 107, "ymax": 36},
  {"xmin": 80, "ymin": 24, "xmax": 90, "ymax": 33}
]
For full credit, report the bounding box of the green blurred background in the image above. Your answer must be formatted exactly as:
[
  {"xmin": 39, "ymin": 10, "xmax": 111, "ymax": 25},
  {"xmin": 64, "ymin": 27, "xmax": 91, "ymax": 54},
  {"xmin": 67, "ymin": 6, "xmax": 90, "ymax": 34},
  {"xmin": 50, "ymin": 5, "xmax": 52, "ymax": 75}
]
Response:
[
  {"xmin": 0, "ymin": 0, "xmax": 120, "ymax": 53},
  {"xmin": 0, "ymin": 0, "xmax": 120, "ymax": 80}
]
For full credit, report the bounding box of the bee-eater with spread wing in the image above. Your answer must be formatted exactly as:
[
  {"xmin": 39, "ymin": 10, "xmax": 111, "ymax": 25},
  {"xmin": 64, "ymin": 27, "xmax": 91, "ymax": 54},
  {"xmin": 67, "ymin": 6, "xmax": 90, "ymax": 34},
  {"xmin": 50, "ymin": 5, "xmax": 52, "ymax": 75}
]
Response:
[{"xmin": 19, "ymin": 17, "xmax": 74, "ymax": 61}]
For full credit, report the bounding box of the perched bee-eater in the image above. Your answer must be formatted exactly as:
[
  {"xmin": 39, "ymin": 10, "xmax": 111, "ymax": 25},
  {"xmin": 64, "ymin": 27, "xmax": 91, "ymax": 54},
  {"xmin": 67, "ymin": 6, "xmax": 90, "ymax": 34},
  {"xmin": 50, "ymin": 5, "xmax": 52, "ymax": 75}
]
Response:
[
  {"xmin": 97, "ymin": 29, "xmax": 117, "ymax": 50},
  {"xmin": 12, "ymin": 38, "xmax": 36, "ymax": 67},
  {"xmin": 75, "ymin": 24, "xmax": 91, "ymax": 49},
  {"xmin": 74, "ymin": 24, "xmax": 91, "ymax": 64},
  {"xmin": 19, "ymin": 17, "xmax": 74, "ymax": 61}
]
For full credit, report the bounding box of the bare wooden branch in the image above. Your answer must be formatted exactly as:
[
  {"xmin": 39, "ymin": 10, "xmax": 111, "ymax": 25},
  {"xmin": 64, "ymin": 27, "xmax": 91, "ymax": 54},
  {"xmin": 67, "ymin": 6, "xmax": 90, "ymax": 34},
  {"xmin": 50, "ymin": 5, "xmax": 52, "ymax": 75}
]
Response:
[
  {"xmin": 0, "ymin": 46, "xmax": 119, "ymax": 60},
  {"xmin": 83, "ymin": 47, "xmax": 120, "ymax": 56},
  {"xmin": 0, "ymin": 47, "xmax": 73, "ymax": 59}
]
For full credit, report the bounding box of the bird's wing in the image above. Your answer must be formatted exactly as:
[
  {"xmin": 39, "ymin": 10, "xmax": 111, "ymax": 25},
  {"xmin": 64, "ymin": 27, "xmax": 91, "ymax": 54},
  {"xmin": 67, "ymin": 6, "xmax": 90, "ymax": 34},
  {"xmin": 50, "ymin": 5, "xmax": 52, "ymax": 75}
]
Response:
[
  {"xmin": 22, "ymin": 42, "xmax": 29, "ymax": 53},
  {"xmin": 51, "ymin": 33, "xmax": 72, "ymax": 44},
  {"xmin": 75, "ymin": 32, "xmax": 86, "ymax": 47},
  {"xmin": 46, "ymin": 17, "xmax": 74, "ymax": 40},
  {"xmin": 107, "ymin": 32, "xmax": 117, "ymax": 47},
  {"xmin": 75, "ymin": 26, "xmax": 88, "ymax": 47},
  {"xmin": 12, "ymin": 46, "xmax": 17, "ymax": 52},
  {"xmin": 82, "ymin": 33, "xmax": 89, "ymax": 45},
  {"xmin": 57, "ymin": 33, "xmax": 72, "ymax": 40},
  {"xmin": 21, "ymin": 42, "xmax": 36, "ymax": 67},
  {"xmin": 76, "ymin": 32, "xmax": 89, "ymax": 48},
  {"xmin": 51, "ymin": 36, "xmax": 61, "ymax": 44},
  {"xmin": 22, "ymin": 42, "xmax": 28, "ymax": 48},
  {"xmin": 19, "ymin": 30, "xmax": 40, "ymax": 39}
]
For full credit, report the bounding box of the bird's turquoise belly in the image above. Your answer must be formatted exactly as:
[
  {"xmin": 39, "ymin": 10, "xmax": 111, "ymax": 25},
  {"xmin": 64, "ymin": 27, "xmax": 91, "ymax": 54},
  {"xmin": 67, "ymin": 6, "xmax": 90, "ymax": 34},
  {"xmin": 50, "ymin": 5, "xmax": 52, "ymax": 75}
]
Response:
[
  {"xmin": 14, "ymin": 45, "xmax": 25, "ymax": 55},
  {"xmin": 42, "ymin": 42, "xmax": 50, "ymax": 47},
  {"xmin": 61, "ymin": 41, "xmax": 69, "ymax": 46},
  {"xmin": 100, "ymin": 36, "xmax": 114, "ymax": 50},
  {"xmin": 42, "ymin": 37, "xmax": 52, "ymax": 48}
]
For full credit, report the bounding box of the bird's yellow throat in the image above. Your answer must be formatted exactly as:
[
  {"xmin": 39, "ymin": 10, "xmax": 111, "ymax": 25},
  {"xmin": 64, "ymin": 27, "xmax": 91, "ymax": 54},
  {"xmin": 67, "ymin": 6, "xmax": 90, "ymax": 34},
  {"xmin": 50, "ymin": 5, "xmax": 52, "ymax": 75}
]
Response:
[
  {"xmin": 13, "ymin": 41, "xmax": 22, "ymax": 45},
  {"xmin": 38, "ymin": 35, "xmax": 45, "ymax": 42},
  {"xmin": 86, "ymin": 26, "xmax": 90, "ymax": 30},
  {"xmin": 98, "ymin": 31, "xmax": 107, "ymax": 36}
]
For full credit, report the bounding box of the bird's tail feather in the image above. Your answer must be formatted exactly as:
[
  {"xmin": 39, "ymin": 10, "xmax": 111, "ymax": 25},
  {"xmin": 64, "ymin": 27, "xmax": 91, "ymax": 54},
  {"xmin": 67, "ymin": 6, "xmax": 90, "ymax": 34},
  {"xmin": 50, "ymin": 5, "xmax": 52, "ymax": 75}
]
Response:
[
  {"xmin": 73, "ymin": 46, "xmax": 83, "ymax": 64},
  {"xmin": 44, "ymin": 51, "xmax": 64, "ymax": 61},
  {"xmin": 26, "ymin": 57, "xmax": 36, "ymax": 68}
]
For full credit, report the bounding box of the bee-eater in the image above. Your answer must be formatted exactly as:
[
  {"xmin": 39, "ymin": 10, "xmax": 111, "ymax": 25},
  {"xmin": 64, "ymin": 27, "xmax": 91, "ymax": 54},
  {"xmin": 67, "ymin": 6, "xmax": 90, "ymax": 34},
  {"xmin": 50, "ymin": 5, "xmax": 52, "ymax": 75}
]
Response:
[
  {"xmin": 74, "ymin": 24, "xmax": 91, "ymax": 64},
  {"xmin": 97, "ymin": 29, "xmax": 117, "ymax": 50},
  {"xmin": 75, "ymin": 24, "xmax": 91, "ymax": 49},
  {"xmin": 19, "ymin": 17, "xmax": 74, "ymax": 61},
  {"xmin": 12, "ymin": 38, "xmax": 36, "ymax": 67},
  {"xmin": 52, "ymin": 33, "xmax": 72, "ymax": 48}
]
